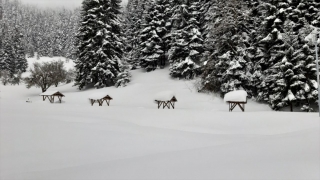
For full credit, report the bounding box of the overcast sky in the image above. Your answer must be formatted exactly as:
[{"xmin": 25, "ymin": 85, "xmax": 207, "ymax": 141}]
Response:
[{"xmin": 17, "ymin": 0, "xmax": 128, "ymax": 9}]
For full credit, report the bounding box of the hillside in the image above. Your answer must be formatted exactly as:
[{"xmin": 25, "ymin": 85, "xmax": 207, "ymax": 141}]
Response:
[{"xmin": 0, "ymin": 57, "xmax": 319, "ymax": 180}]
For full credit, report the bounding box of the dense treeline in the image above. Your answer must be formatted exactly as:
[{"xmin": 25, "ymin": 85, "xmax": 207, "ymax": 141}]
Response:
[
  {"xmin": 1, "ymin": 0, "xmax": 320, "ymax": 111},
  {"xmin": 123, "ymin": 0, "xmax": 320, "ymax": 111},
  {"xmin": 0, "ymin": 0, "xmax": 79, "ymax": 59},
  {"xmin": 0, "ymin": 0, "xmax": 79, "ymax": 85}
]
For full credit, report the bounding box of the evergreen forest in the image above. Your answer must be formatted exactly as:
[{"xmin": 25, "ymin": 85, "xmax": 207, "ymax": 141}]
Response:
[{"xmin": 1, "ymin": 0, "xmax": 320, "ymax": 111}]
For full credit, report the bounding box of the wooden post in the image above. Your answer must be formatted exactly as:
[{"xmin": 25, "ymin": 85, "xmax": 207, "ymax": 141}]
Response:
[
  {"xmin": 58, "ymin": 96, "xmax": 62, "ymax": 103},
  {"xmin": 90, "ymin": 99, "xmax": 95, "ymax": 106},
  {"xmin": 157, "ymin": 101, "xmax": 162, "ymax": 109},
  {"xmin": 169, "ymin": 101, "xmax": 175, "ymax": 109},
  {"xmin": 228, "ymin": 102, "xmax": 246, "ymax": 112}
]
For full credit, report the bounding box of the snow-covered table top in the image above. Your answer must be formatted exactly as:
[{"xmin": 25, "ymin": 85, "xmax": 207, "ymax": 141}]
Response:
[
  {"xmin": 88, "ymin": 92, "xmax": 111, "ymax": 100},
  {"xmin": 224, "ymin": 90, "xmax": 247, "ymax": 102},
  {"xmin": 155, "ymin": 91, "xmax": 176, "ymax": 101},
  {"xmin": 40, "ymin": 91, "xmax": 64, "ymax": 96}
]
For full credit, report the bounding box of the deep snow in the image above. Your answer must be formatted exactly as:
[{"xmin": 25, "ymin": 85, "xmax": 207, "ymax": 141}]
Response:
[{"xmin": 0, "ymin": 57, "xmax": 319, "ymax": 180}]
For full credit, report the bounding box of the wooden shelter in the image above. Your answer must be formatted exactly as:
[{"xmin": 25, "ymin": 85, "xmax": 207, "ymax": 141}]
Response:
[
  {"xmin": 40, "ymin": 91, "xmax": 65, "ymax": 103},
  {"xmin": 89, "ymin": 93, "xmax": 113, "ymax": 106},
  {"xmin": 155, "ymin": 91, "xmax": 177, "ymax": 109}
]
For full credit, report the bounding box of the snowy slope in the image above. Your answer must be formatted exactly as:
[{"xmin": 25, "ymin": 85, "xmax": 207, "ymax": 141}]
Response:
[{"xmin": 0, "ymin": 58, "xmax": 319, "ymax": 180}]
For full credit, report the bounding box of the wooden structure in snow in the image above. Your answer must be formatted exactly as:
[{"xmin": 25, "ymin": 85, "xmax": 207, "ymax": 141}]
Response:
[
  {"xmin": 224, "ymin": 90, "xmax": 247, "ymax": 112},
  {"xmin": 40, "ymin": 91, "xmax": 65, "ymax": 103},
  {"xmin": 88, "ymin": 93, "xmax": 113, "ymax": 106},
  {"xmin": 155, "ymin": 91, "xmax": 177, "ymax": 109}
]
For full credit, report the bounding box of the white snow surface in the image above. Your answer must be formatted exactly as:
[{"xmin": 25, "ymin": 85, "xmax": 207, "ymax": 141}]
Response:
[
  {"xmin": 224, "ymin": 90, "xmax": 248, "ymax": 102},
  {"xmin": 155, "ymin": 90, "xmax": 176, "ymax": 101},
  {"xmin": 88, "ymin": 92, "xmax": 111, "ymax": 100},
  {"xmin": 0, "ymin": 58, "xmax": 319, "ymax": 180}
]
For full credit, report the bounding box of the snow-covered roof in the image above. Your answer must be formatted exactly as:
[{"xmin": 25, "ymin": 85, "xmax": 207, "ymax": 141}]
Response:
[
  {"xmin": 89, "ymin": 92, "xmax": 112, "ymax": 100},
  {"xmin": 224, "ymin": 90, "xmax": 247, "ymax": 102},
  {"xmin": 40, "ymin": 91, "xmax": 64, "ymax": 96},
  {"xmin": 155, "ymin": 91, "xmax": 177, "ymax": 101}
]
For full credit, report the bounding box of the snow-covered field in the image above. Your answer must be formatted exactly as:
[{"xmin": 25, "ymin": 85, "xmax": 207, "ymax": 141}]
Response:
[{"xmin": 0, "ymin": 57, "xmax": 319, "ymax": 180}]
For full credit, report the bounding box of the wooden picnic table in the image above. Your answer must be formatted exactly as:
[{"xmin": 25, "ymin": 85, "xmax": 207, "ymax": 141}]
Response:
[
  {"xmin": 40, "ymin": 91, "xmax": 65, "ymax": 103},
  {"xmin": 224, "ymin": 90, "xmax": 248, "ymax": 112},
  {"xmin": 89, "ymin": 93, "xmax": 113, "ymax": 106},
  {"xmin": 155, "ymin": 91, "xmax": 177, "ymax": 109}
]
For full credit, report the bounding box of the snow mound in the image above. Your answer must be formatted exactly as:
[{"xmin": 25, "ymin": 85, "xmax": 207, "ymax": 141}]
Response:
[
  {"xmin": 224, "ymin": 90, "xmax": 247, "ymax": 102},
  {"xmin": 40, "ymin": 91, "xmax": 63, "ymax": 96},
  {"xmin": 88, "ymin": 92, "xmax": 111, "ymax": 99},
  {"xmin": 155, "ymin": 90, "xmax": 176, "ymax": 101}
]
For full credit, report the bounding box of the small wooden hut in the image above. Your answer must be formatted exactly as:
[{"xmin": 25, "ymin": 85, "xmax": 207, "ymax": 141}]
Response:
[{"xmin": 40, "ymin": 91, "xmax": 65, "ymax": 103}]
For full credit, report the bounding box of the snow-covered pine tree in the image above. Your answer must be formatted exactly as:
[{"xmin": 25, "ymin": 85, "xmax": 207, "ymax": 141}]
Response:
[
  {"xmin": 74, "ymin": 0, "xmax": 125, "ymax": 89},
  {"xmin": 10, "ymin": 27, "xmax": 28, "ymax": 83},
  {"xmin": 254, "ymin": 0, "xmax": 320, "ymax": 110},
  {"xmin": 284, "ymin": 2, "xmax": 320, "ymax": 111},
  {"xmin": 1, "ymin": 0, "xmax": 79, "ymax": 59},
  {"xmin": 124, "ymin": 0, "xmax": 152, "ymax": 69},
  {"xmin": 254, "ymin": 0, "xmax": 288, "ymax": 102},
  {"xmin": 1, "ymin": 26, "xmax": 27, "ymax": 85},
  {"xmin": 244, "ymin": 0, "xmax": 265, "ymax": 97},
  {"xmin": 138, "ymin": 0, "xmax": 169, "ymax": 71},
  {"xmin": 268, "ymin": 20, "xmax": 318, "ymax": 111},
  {"xmin": 200, "ymin": 0, "xmax": 253, "ymax": 95},
  {"xmin": 300, "ymin": 0, "xmax": 320, "ymax": 27},
  {"xmin": 267, "ymin": 32, "xmax": 298, "ymax": 110},
  {"xmin": 168, "ymin": 0, "xmax": 204, "ymax": 79},
  {"xmin": 124, "ymin": 0, "xmax": 173, "ymax": 70},
  {"xmin": 123, "ymin": 0, "xmax": 138, "ymax": 69},
  {"xmin": 0, "ymin": 0, "xmax": 5, "ymax": 73}
]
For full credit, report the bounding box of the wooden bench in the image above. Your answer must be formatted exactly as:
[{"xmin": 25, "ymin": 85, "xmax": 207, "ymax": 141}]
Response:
[
  {"xmin": 89, "ymin": 93, "xmax": 112, "ymax": 106},
  {"xmin": 224, "ymin": 90, "xmax": 248, "ymax": 112},
  {"xmin": 40, "ymin": 91, "xmax": 64, "ymax": 103},
  {"xmin": 155, "ymin": 91, "xmax": 177, "ymax": 109}
]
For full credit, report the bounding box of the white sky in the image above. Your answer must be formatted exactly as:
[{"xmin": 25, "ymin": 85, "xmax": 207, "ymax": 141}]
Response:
[{"xmin": 16, "ymin": 0, "xmax": 128, "ymax": 9}]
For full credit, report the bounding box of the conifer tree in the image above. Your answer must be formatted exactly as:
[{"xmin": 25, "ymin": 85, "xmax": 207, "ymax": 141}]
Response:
[
  {"xmin": 168, "ymin": 0, "xmax": 204, "ymax": 79},
  {"xmin": 10, "ymin": 27, "xmax": 28, "ymax": 80},
  {"xmin": 200, "ymin": 0, "xmax": 253, "ymax": 94},
  {"xmin": 74, "ymin": 0, "xmax": 125, "ymax": 89},
  {"xmin": 267, "ymin": 20, "xmax": 318, "ymax": 111},
  {"xmin": 124, "ymin": 0, "xmax": 144, "ymax": 69},
  {"xmin": 138, "ymin": 0, "xmax": 169, "ymax": 71},
  {"xmin": 1, "ymin": 26, "xmax": 27, "ymax": 85},
  {"xmin": 124, "ymin": 0, "xmax": 154, "ymax": 69},
  {"xmin": 254, "ymin": 1, "xmax": 288, "ymax": 102}
]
